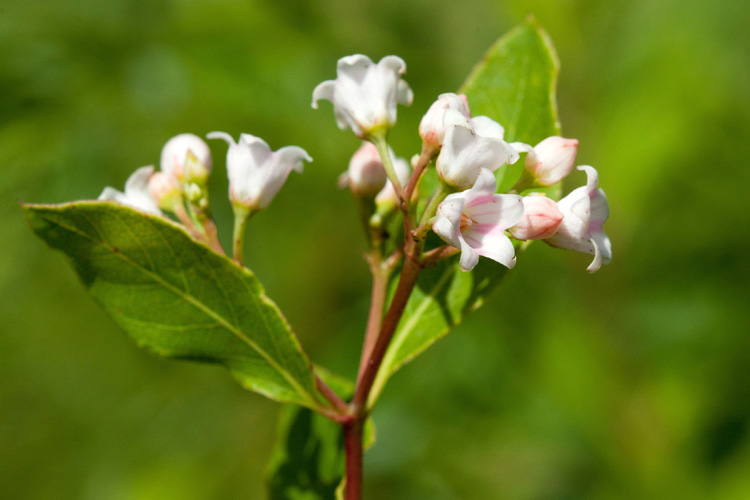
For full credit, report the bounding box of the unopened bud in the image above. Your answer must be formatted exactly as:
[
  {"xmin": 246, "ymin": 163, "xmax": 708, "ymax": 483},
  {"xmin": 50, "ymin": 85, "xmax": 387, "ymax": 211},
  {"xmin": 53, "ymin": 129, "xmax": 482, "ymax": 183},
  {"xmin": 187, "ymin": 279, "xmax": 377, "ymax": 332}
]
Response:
[
  {"xmin": 342, "ymin": 142, "xmax": 387, "ymax": 197},
  {"xmin": 160, "ymin": 133, "xmax": 212, "ymax": 181},
  {"xmin": 509, "ymin": 195, "xmax": 564, "ymax": 240},
  {"xmin": 517, "ymin": 136, "xmax": 578, "ymax": 187},
  {"xmin": 419, "ymin": 93, "xmax": 471, "ymax": 149}
]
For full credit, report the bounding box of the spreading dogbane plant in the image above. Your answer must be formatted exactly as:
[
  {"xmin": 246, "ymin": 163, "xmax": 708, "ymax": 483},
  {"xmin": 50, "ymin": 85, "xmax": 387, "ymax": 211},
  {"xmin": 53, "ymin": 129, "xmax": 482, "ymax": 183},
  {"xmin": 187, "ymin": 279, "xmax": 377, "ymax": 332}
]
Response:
[{"xmin": 24, "ymin": 19, "xmax": 611, "ymax": 500}]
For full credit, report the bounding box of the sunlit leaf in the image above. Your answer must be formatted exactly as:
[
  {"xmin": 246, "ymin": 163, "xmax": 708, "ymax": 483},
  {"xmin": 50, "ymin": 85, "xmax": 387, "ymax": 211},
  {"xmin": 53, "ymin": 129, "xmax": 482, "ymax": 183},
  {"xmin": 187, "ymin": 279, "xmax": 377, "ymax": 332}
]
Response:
[
  {"xmin": 370, "ymin": 18, "xmax": 561, "ymax": 405},
  {"xmin": 24, "ymin": 201, "xmax": 324, "ymax": 410}
]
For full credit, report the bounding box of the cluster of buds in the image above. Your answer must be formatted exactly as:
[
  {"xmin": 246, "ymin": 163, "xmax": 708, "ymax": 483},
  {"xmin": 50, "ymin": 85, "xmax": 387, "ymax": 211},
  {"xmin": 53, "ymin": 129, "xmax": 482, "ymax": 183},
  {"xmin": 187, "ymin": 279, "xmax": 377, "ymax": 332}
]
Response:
[
  {"xmin": 314, "ymin": 55, "xmax": 611, "ymax": 273},
  {"xmin": 99, "ymin": 131, "xmax": 310, "ymax": 263},
  {"xmin": 99, "ymin": 53, "xmax": 610, "ymax": 274}
]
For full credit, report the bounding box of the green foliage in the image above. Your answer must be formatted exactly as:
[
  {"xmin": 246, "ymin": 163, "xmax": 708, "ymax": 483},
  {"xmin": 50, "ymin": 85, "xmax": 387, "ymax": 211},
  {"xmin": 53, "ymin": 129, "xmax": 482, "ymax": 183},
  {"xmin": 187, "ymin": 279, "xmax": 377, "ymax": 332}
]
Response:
[
  {"xmin": 369, "ymin": 19, "xmax": 561, "ymax": 405},
  {"xmin": 24, "ymin": 201, "xmax": 324, "ymax": 410},
  {"xmin": 266, "ymin": 405, "xmax": 344, "ymax": 500},
  {"xmin": 266, "ymin": 372, "xmax": 375, "ymax": 500}
]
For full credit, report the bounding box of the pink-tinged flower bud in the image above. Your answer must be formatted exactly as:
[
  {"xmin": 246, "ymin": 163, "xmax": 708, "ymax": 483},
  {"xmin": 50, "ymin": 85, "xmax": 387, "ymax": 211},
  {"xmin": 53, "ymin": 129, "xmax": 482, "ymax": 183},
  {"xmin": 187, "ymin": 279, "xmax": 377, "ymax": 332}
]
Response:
[
  {"xmin": 513, "ymin": 136, "xmax": 578, "ymax": 186},
  {"xmin": 207, "ymin": 131, "xmax": 311, "ymax": 211},
  {"xmin": 509, "ymin": 195, "xmax": 563, "ymax": 240},
  {"xmin": 419, "ymin": 93, "xmax": 471, "ymax": 148},
  {"xmin": 339, "ymin": 142, "xmax": 388, "ymax": 197},
  {"xmin": 148, "ymin": 171, "xmax": 182, "ymax": 210},
  {"xmin": 160, "ymin": 133, "xmax": 212, "ymax": 182},
  {"xmin": 312, "ymin": 55, "xmax": 413, "ymax": 139}
]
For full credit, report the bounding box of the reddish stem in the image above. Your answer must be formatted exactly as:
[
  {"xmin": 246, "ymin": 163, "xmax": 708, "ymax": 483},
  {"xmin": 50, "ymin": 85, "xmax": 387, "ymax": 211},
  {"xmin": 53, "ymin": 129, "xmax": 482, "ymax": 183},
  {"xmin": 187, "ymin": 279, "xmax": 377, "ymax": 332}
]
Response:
[
  {"xmin": 357, "ymin": 262, "xmax": 388, "ymax": 383},
  {"xmin": 352, "ymin": 254, "xmax": 422, "ymax": 413},
  {"xmin": 314, "ymin": 373, "xmax": 349, "ymax": 416},
  {"xmin": 344, "ymin": 418, "xmax": 364, "ymax": 500},
  {"xmin": 405, "ymin": 143, "xmax": 438, "ymax": 202}
]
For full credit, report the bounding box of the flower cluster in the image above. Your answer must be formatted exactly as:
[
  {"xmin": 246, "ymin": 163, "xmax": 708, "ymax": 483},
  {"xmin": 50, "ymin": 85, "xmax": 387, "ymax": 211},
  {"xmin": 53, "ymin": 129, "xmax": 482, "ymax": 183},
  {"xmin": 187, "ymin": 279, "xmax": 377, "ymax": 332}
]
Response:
[
  {"xmin": 313, "ymin": 54, "xmax": 610, "ymax": 273},
  {"xmin": 99, "ymin": 53, "xmax": 610, "ymax": 273}
]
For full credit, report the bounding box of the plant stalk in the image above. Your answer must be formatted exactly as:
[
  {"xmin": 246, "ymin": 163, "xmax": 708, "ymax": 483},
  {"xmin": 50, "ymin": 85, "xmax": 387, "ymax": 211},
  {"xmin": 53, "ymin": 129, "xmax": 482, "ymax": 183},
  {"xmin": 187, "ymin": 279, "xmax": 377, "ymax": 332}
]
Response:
[
  {"xmin": 352, "ymin": 254, "xmax": 422, "ymax": 413},
  {"xmin": 344, "ymin": 418, "xmax": 364, "ymax": 500},
  {"xmin": 232, "ymin": 206, "xmax": 251, "ymax": 265},
  {"xmin": 357, "ymin": 262, "xmax": 388, "ymax": 383}
]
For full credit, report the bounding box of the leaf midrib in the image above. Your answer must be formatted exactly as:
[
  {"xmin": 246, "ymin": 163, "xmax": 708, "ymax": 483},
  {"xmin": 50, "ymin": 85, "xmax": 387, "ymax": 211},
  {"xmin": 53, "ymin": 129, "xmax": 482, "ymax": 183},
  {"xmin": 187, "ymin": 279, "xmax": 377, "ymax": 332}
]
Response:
[{"xmin": 35, "ymin": 208, "xmax": 319, "ymax": 408}]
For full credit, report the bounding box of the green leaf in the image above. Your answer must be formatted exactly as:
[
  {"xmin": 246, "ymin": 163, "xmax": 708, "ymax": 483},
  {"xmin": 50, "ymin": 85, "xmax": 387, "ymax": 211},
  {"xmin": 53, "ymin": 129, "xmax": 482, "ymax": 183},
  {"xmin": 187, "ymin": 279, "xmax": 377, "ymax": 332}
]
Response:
[
  {"xmin": 266, "ymin": 404, "xmax": 344, "ymax": 500},
  {"xmin": 369, "ymin": 18, "xmax": 561, "ymax": 405},
  {"xmin": 266, "ymin": 372, "xmax": 375, "ymax": 500},
  {"xmin": 24, "ymin": 201, "xmax": 323, "ymax": 410}
]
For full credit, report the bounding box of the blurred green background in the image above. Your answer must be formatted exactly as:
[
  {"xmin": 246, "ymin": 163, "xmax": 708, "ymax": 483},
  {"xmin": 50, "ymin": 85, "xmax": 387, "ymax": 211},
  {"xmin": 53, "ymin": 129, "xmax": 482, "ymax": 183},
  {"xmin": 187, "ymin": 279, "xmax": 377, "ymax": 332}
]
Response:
[{"xmin": 2, "ymin": 0, "xmax": 749, "ymax": 498}]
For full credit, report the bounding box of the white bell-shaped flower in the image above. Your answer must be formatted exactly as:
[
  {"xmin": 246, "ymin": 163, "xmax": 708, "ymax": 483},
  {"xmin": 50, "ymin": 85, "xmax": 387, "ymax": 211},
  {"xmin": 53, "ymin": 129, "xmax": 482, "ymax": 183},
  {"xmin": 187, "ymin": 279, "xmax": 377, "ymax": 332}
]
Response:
[
  {"xmin": 545, "ymin": 166, "xmax": 612, "ymax": 272},
  {"xmin": 207, "ymin": 131, "xmax": 311, "ymax": 210},
  {"xmin": 432, "ymin": 168, "xmax": 523, "ymax": 271},
  {"xmin": 312, "ymin": 54, "xmax": 413, "ymax": 139},
  {"xmin": 436, "ymin": 110, "xmax": 519, "ymax": 190}
]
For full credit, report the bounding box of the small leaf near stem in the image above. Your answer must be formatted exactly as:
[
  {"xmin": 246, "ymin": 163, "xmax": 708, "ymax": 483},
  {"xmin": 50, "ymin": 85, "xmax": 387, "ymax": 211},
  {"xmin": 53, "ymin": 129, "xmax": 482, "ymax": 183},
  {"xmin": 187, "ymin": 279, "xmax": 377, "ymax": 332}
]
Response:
[{"xmin": 232, "ymin": 205, "xmax": 253, "ymax": 265}]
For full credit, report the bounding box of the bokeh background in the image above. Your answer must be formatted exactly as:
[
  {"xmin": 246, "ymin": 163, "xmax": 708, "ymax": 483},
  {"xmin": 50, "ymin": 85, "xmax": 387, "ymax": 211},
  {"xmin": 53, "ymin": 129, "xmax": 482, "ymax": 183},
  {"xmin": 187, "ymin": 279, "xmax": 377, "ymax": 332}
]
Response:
[{"xmin": 2, "ymin": 0, "xmax": 749, "ymax": 498}]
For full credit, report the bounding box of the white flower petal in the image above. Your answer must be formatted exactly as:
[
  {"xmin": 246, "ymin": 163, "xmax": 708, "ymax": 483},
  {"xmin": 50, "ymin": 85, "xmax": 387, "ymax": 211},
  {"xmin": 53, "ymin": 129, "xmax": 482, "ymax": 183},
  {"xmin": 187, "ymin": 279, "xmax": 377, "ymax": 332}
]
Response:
[
  {"xmin": 465, "ymin": 167, "xmax": 497, "ymax": 197},
  {"xmin": 311, "ymin": 80, "xmax": 335, "ymax": 109},
  {"xmin": 590, "ymin": 188, "xmax": 610, "ymax": 224},
  {"xmin": 577, "ymin": 165, "xmax": 599, "ymax": 192},
  {"xmin": 313, "ymin": 54, "xmax": 411, "ymax": 138},
  {"xmin": 206, "ymin": 131, "xmax": 236, "ymax": 146},
  {"xmin": 458, "ymin": 236, "xmax": 480, "ymax": 271},
  {"xmin": 160, "ymin": 133, "xmax": 212, "ymax": 177},
  {"xmin": 591, "ymin": 228, "xmax": 612, "ymax": 264},
  {"xmin": 209, "ymin": 132, "xmax": 309, "ymax": 209},
  {"xmin": 463, "ymin": 226, "xmax": 517, "ymax": 269},
  {"xmin": 396, "ymin": 80, "xmax": 414, "ymax": 106},
  {"xmin": 99, "ymin": 166, "xmax": 161, "ymax": 214},
  {"xmin": 470, "ymin": 116, "xmax": 505, "ymax": 140},
  {"xmin": 587, "ymin": 237, "xmax": 603, "ymax": 273},
  {"xmin": 433, "ymin": 196, "xmax": 465, "ymax": 249},
  {"xmin": 510, "ymin": 141, "xmax": 533, "ymax": 154},
  {"xmin": 466, "ymin": 194, "xmax": 524, "ymax": 229}
]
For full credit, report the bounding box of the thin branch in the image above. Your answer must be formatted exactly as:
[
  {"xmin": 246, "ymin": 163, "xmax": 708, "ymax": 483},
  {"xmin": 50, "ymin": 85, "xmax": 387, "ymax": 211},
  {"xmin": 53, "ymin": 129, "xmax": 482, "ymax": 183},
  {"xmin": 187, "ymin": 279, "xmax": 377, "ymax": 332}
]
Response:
[
  {"xmin": 357, "ymin": 262, "xmax": 389, "ymax": 383},
  {"xmin": 351, "ymin": 255, "xmax": 422, "ymax": 413},
  {"xmin": 314, "ymin": 373, "xmax": 350, "ymax": 416}
]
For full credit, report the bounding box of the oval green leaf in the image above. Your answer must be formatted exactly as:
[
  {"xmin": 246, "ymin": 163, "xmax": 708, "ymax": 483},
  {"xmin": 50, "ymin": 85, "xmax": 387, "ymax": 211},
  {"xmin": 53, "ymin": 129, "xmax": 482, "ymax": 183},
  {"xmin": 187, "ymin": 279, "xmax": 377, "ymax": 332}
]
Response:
[
  {"xmin": 24, "ymin": 201, "xmax": 324, "ymax": 410},
  {"xmin": 370, "ymin": 18, "xmax": 561, "ymax": 405}
]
